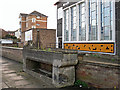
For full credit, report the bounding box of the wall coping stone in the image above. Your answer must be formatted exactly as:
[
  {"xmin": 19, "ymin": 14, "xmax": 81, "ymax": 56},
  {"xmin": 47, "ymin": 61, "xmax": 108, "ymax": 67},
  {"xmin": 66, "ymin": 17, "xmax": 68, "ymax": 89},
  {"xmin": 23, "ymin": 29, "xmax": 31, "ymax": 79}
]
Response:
[
  {"xmin": 1, "ymin": 46, "xmax": 23, "ymax": 50},
  {"xmin": 80, "ymin": 60, "xmax": 120, "ymax": 69}
]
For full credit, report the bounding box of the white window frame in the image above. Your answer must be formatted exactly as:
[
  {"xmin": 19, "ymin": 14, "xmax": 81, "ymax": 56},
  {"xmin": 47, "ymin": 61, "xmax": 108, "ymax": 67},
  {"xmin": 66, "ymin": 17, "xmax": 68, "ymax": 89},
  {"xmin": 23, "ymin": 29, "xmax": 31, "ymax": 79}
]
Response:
[
  {"xmin": 32, "ymin": 18, "xmax": 36, "ymax": 22},
  {"xmin": 62, "ymin": 0, "xmax": 115, "ymax": 44},
  {"xmin": 32, "ymin": 26, "xmax": 36, "ymax": 29},
  {"xmin": 58, "ymin": 7, "xmax": 63, "ymax": 19}
]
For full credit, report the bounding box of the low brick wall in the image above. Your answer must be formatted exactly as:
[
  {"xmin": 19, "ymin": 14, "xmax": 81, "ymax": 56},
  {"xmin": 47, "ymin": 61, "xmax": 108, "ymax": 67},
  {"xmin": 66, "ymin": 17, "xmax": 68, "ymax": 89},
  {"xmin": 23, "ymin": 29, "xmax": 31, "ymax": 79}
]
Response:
[
  {"xmin": 1, "ymin": 46, "xmax": 23, "ymax": 63},
  {"xmin": 76, "ymin": 55, "xmax": 120, "ymax": 88}
]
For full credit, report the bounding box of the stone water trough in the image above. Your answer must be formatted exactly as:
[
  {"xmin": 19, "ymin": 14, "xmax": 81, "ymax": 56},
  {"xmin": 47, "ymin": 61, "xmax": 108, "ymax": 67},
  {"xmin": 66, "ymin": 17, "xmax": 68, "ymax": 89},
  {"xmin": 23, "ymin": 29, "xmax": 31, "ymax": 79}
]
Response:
[{"xmin": 23, "ymin": 47, "xmax": 78, "ymax": 88}]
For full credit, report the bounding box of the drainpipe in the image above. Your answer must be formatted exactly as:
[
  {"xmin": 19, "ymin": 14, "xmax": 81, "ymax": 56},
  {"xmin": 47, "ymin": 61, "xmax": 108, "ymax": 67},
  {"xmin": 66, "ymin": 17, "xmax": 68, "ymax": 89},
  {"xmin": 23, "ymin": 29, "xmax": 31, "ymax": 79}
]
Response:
[{"xmin": 37, "ymin": 29, "xmax": 40, "ymax": 49}]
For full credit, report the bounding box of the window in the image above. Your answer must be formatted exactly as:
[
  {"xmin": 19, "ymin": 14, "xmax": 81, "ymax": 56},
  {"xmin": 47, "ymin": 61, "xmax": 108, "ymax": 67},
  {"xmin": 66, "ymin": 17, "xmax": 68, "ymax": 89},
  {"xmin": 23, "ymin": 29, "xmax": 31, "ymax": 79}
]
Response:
[
  {"xmin": 64, "ymin": 9, "xmax": 69, "ymax": 41},
  {"xmin": 26, "ymin": 23, "xmax": 28, "ymax": 27},
  {"xmin": 101, "ymin": 0, "xmax": 113, "ymax": 40},
  {"xmin": 63, "ymin": 0, "xmax": 114, "ymax": 42},
  {"xmin": 58, "ymin": 7, "xmax": 63, "ymax": 19},
  {"xmin": 37, "ymin": 16, "xmax": 40, "ymax": 19},
  {"xmin": 89, "ymin": 0, "xmax": 98, "ymax": 40},
  {"xmin": 32, "ymin": 18, "xmax": 36, "ymax": 22},
  {"xmin": 79, "ymin": 2, "xmax": 86, "ymax": 41},
  {"xmin": 32, "ymin": 26, "xmax": 36, "ymax": 28},
  {"xmin": 37, "ymin": 24, "xmax": 40, "ymax": 26},
  {"xmin": 71, "ymin": 6, "xmax": 77, "ymax": 41}
]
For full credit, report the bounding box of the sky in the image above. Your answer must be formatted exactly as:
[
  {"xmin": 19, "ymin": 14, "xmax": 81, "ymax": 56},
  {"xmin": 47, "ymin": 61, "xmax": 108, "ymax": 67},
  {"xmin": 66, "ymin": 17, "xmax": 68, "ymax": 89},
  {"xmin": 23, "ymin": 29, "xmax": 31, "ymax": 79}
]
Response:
[{"xmin": 0, "ymin": 0, "xmax": 58, "ymax": 31}]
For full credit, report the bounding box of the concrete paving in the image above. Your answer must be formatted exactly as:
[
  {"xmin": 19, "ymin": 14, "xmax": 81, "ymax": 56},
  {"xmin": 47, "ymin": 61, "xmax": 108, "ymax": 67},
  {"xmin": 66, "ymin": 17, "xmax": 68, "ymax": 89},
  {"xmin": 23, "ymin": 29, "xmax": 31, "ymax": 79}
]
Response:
[{"xmin": 1, "ymin": 57, "xmax": 55, "ymax": 89}]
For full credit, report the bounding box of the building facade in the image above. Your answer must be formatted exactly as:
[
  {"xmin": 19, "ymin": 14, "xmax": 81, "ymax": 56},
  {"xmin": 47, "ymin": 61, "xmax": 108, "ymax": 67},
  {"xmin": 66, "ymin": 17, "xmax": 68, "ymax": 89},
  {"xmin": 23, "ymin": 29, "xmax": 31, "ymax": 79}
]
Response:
[
  {"xmin": 8, "ymin": 31, "xmax": 15, "ymax": 36},
  {"xmin": 19, "ymin": 11, "xmax": 48, "ymax": 43},
  {"xmin": 22, "ymin": 28, "xmax": 56, "ymax": 49},
  {"xmin": 15, "ymin": 28, "xmax": 21, "ymax": 39},
  {"xmin": 55, "ymin": 0, "xmax": 120, "ymax": 56}
]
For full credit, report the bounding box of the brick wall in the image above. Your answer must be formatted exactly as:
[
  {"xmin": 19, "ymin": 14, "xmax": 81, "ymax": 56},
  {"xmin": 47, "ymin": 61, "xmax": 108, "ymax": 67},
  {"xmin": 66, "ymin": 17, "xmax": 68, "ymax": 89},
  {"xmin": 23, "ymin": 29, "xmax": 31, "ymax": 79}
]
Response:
[
  {"xmin": 76, "ymin": 56, "xmax": 120, "ymax": 88},
  {"xmin": 32, "ymin": 29, "xmax": 56, "ymax": 49},
  {"xmin": 21, "ymin": 17, "xmax": 26, "ymax": 32},
  {"xmin": 1, "ymin": 46, "xmax": 23, "ymax": 63},
  {"xmin": 21, "ymin": 15, "xmax": 47, "ymax": 33}
]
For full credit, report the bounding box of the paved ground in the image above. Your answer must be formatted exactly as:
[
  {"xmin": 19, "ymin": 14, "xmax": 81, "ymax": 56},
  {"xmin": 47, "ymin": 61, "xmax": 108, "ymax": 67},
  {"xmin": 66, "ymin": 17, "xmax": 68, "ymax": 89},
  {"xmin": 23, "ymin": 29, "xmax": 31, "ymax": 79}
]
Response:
[{"xmin": 1, "ymin": 57, "xmax": 55, "ymax": 89}]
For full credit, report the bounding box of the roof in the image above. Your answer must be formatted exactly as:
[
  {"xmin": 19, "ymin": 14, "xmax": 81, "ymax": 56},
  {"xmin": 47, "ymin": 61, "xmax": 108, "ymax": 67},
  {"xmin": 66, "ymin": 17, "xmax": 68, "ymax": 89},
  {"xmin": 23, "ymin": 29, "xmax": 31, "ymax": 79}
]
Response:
[
  {"xmin": 54, "ymin": 1, "xmax": 60, "ymax": 5},
  {"xmin": 19, "ymin": 11, "xmax": 48, "ymax": 18},
  {"xmin": 54, "ymin": 0, "xmax": 64, "ymax": 5},
  {"xmin": 19, "ymin": 13, "xmax": 28, "ymax": 17},
  {"xmin": 0, "ymin": 28, "xmax": 7, "ymax": 32},
  {"xmin": 8, "ymin": 31, "xmax": 15, "ymax": 33},
  {"xmin": 29, "ymin": 11, "xmax": 48, "ymax": 17}
]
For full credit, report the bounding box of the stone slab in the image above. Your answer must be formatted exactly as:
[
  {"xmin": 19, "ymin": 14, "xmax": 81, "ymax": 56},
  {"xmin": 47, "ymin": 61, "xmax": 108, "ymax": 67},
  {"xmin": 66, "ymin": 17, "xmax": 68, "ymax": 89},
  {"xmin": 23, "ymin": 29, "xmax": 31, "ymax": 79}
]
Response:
[
  {"xmin": 9, "ymin": 76, "xmax": 25, "ymax": 81},
  {"xmin": 14, "ymin": 80, "xmax": 31, "ymax": 86}
]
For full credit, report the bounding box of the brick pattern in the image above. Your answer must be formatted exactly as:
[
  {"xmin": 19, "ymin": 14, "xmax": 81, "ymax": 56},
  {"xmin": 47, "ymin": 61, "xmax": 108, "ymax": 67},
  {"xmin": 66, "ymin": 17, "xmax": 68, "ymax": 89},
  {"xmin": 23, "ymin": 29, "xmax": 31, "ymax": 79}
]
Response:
[
  {"xmin": 76, "ymin": 60, "xmax": 120, "ymax": 88},
  {"xmin": 32, "ymin": 29, "xmax": 56, "ymax": 48},
  {"xmin": 21, "ymin": 15, "xmax": 47, "ymax": 33}
]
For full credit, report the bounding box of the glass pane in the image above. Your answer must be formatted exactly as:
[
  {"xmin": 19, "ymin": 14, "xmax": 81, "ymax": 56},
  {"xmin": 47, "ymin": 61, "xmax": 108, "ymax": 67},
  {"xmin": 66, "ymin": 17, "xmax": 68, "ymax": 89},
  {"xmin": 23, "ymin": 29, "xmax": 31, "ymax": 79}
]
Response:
[
  {"xmin": 64, "ymin": 9, "xmax": 69, "ymax": 41},
  {"xmin": 104, "ymin": 26, "xmax": 110, "ymax": 36},
  {"xmin": 110, "ymin": 1, "xmax": 113, "ymax": 10},
  {"xmin": 111, "ymin": 21, "xmax": 113, "ymax": 30},
  {"xmin": 104, "ymin": 1, "xmax": 110, "ymax": 7},
  {"xmin": 81, "ymin": 15, "xmax": 85, "ymax": 22},
  {"xmin": 81, "ymin": 3, "xmax": 85, "ymax": 7},
  {"xmin": 73, "ymin": 23, "xmax": 76, "ymax": 29},
  {"xmin": 111, "ymin": 10, "xmax": 113, "ymax": 20},
  {"xmin": 91, "ymin": 11, "xmax": 96, "ymax": 19},
  {"xmin": 91, "ymin": 0, "xmax": 96, "ymax": 3},
  {"xmin": 92, "ymin": 20, "xmax": 96, "ymax": 26},
  {"xmin": 81, "ymin": 7, "xmax": 85, "ymax": 14},
  {"xmin": 104, "ymin": 7, "xmax": 110, "ymax": 16},
  {"xmin": 81, "ymin": 22, "xmax": 85, "ymax": 29},
  {"xmin": 91, "ymin": 3, "xmax": 96, "ymax": 11},
  {"xmin": 104, "ymin": 17, "xmax": 110, "ymax": 26}
]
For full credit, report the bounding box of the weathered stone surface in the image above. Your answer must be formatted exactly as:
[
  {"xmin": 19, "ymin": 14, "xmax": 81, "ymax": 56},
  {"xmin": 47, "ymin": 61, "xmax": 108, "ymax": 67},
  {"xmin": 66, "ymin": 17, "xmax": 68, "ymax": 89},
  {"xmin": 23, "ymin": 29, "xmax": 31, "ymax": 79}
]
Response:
[
  {"xmin": 53, "ymin": 66, "xmax": 75, "ymax": 88},
  {"xmin": 1, "ymin": 46, "xmax": 23, "ymax": 63},
  {"xmin": 23, "ymin": 48, "xmax": 78, "ymax": 88}
]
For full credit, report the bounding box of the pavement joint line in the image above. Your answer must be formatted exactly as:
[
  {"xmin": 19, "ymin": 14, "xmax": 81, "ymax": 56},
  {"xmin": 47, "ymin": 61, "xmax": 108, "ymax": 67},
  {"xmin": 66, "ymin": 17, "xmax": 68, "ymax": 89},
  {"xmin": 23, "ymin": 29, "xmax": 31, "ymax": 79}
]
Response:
[
  {"xmin": 1, "ymin": 57, "xmax": 55, "ymax": 88},
  {"xmin": 4, "ymin": 82, "xmax": 11, "ymax": 88}
]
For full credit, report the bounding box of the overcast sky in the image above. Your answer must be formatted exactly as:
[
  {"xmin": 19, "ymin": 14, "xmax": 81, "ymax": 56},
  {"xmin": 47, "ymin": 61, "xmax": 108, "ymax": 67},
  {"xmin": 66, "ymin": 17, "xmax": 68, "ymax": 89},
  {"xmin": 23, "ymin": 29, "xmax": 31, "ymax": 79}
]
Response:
[{"xmin": 0, "ymin": 0, "xmax": 58, "ymax": 31}]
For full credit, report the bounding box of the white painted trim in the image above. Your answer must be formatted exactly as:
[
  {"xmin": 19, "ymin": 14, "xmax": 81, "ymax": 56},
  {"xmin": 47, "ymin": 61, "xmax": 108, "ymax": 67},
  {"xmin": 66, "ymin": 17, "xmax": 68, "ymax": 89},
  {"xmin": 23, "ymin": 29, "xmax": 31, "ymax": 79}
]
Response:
[
  {"xmin": 21, "ymin": 21, "xmax": 26, "ymax": 22},
  {"xmin": 36, "ymin": 20, "xmax": 47, "ymax": 22},
  {"xmin": 86, "ymin": 0, "xmax": 89, "ymax": 41},
  {"xmin": 62, "ymin": 9, "xmax": 65, "ymax": 49},
  {"xmin": 63, "ymin": 0, "xmax": 85, "ymax": 11},
  {"xmin": 64, "ymin": 40, "xmax": 115, "ymax": 43},
  {"xmin": 76, "ymin": 4, "xmax": 79, "ymax": 41},
  {"xmin": 98, "ymin": 1, "xmax": 101, "ymax": 41},
  {"xmin": 69, "ymin": 8, "xmax": 71, "ymax": 41},
  {"xmin": 78, "ymin": 50, "xmax": 115, "ymax": 55},
  {"xmin": 112, "ymin": 1, "xmax": 115, "ymax": 42},
  {"xmin": 113, "ymin": 1, "xmax": 116, "ymax": 54}
]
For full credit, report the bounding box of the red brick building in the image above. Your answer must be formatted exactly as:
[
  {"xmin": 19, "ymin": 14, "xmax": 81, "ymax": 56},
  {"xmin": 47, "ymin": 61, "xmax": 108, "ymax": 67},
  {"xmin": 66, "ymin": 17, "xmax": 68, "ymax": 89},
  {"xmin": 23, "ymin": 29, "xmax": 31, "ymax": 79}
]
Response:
[
  {"xmin": 19, "ymin": 11, "xmax": 48, "ymax": 43},
  {"xmin": 19, "ymin": 11, "xmax": 56, "ymax": 48},
  {"xmin": 22, "ymin": 28, "xmax": 56, "ymax": 48}
]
